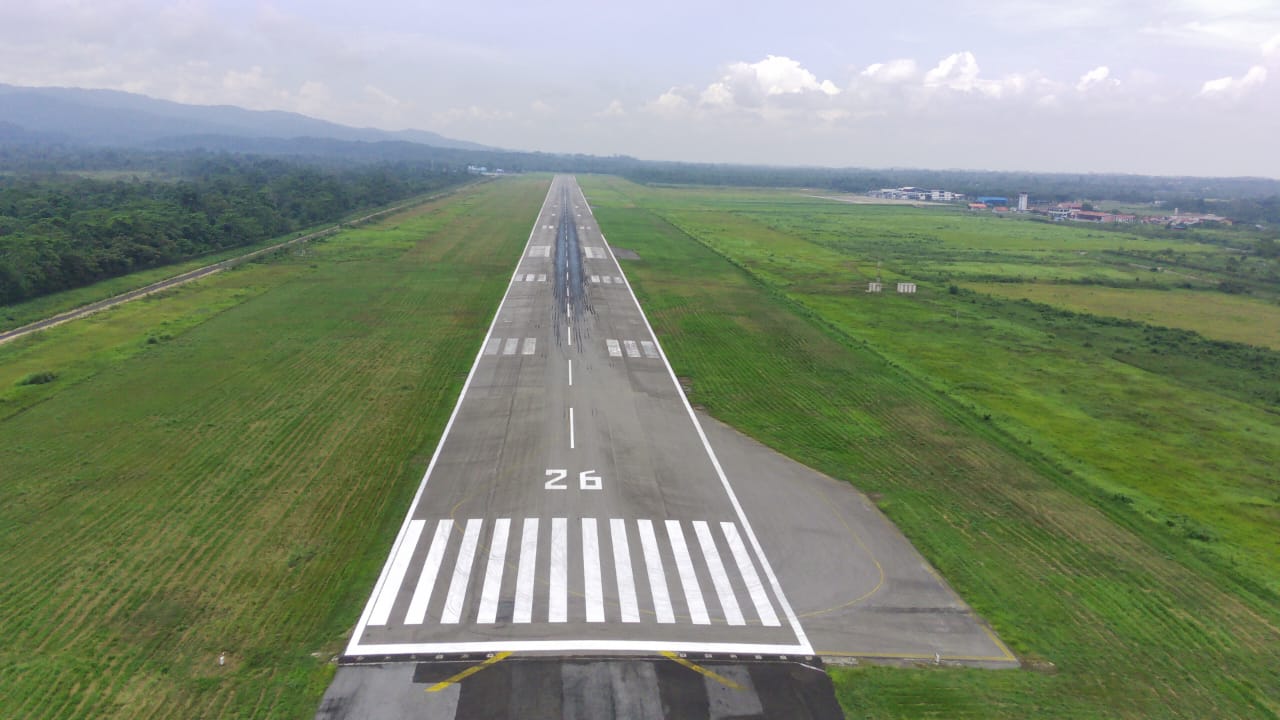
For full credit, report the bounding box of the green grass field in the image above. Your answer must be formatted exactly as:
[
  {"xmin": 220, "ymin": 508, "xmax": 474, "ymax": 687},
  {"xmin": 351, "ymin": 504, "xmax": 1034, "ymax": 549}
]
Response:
[
  {"xmin": 5, "ymin": 172, "xmax": 1278, "ymax": 718},
  {"xmin": 582, "ymin": 176, "xmax": 1280, "ymax": 718},
  {"xmin": 0, "ymin": 176, "xmax": 548, "ymax": 718},
  {"xmin": 965, "ymin": 282, "xmax": 1280, "ymax": 350}
]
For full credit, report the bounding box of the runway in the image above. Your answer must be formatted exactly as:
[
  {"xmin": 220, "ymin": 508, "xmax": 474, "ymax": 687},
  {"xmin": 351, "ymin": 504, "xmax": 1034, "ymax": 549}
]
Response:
[{"xmin": 343, "ymin": 176, "xmax": 809, "ymax": 659}]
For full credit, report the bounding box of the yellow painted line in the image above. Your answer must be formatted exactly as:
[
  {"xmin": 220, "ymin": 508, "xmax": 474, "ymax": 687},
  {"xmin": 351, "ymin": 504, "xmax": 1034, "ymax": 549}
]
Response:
[
  {"xmin": 425, "ymin": 652, "xmax": 512, "ymax": 693},
  {"xmin": 796, "ymin": 483, "xmax": 886, "ymax": 618},
  {"xmin": 660, "ymin": 651, "xmax": 743, "ymax": 690}
]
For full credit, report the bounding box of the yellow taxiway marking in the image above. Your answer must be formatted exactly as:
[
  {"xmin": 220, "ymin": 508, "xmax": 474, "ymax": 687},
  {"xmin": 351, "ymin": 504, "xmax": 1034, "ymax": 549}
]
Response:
[
  {"xmin": 660, "ymin": 651, "xmax": 743, "ymax": 690},
  {"xmin": 425, "ymin": 652, "xmax": 513, "ymax": 693}
]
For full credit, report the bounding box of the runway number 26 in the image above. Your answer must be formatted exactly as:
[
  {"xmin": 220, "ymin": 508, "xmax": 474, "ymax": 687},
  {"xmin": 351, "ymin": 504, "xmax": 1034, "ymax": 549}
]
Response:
[{"xmin": 544, "ymin": 469, "xmax": 602, "ymax": 491}]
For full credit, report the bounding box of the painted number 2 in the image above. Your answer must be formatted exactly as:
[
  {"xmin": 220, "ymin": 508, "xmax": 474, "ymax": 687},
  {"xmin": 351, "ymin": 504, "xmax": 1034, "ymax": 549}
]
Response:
[{"xmin": 545, "ymin": 469, "xmax": 602, "ymax": 490}]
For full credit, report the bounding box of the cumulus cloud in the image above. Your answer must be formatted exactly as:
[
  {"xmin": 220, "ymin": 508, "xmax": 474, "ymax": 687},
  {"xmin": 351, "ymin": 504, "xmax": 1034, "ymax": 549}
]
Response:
[
  {"xmin": 860, "ymin": 59, "xmax": 918, "ymax": 83},
  {"xmin": 1076, "ymin": 65, "xmax": 1119, "ymax": 91},
  {"xmin": 728, "ymin": 55, "xmax": 840, "ymax": 97},
  {"xmin": 1200, "ymin": 64, "xmax": 1268, "ymax": 96},
  {"xmin": 922, "ymin": 51, "xmax": 1024, "ymax": 98}
]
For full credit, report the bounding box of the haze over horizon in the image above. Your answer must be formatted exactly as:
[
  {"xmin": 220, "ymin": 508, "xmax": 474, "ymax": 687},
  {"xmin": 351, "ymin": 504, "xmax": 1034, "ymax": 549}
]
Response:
[{"xmin": 2, "ymin": 0, "xmax": 1277, "ymax": 178}]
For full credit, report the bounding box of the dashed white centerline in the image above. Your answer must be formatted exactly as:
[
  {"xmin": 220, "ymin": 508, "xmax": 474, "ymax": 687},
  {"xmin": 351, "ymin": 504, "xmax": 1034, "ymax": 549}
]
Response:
[
  {"xmin": 568, "ymin": 359, "xmax": 573, "ymax": 387},
  {"xmin": 569, "ymin": 407, "xmax": 576, "ymax": 449}
]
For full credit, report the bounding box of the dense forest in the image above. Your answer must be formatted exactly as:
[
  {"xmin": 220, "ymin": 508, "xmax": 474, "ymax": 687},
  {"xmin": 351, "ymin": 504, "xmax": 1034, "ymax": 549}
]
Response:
[{"xmin": 0, "ymin": 156, "xmax": 463, "ymax": 304}]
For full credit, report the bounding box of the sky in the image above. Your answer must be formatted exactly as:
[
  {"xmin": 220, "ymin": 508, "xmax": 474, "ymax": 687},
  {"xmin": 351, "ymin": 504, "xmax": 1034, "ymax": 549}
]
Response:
[{"xmin": 1, "ymin": 0, "xmax": 1278, "ymax": 177}]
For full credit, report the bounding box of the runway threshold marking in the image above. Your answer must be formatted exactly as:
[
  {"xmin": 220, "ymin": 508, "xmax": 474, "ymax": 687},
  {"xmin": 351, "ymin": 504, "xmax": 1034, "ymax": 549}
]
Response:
[
  {"xmin": 659, "ymin": 651, "xmax": 743, "ymax": 690},
  {"xmin": 425, "ymin": 651, "xmax": 513, "ymax": 692}
]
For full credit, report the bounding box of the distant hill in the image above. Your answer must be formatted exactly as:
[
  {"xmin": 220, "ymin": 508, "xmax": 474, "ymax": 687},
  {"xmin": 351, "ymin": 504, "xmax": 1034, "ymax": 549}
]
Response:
[{"xmin": 0, "ymin": 83, "xmax": 490, "ymax": 151}]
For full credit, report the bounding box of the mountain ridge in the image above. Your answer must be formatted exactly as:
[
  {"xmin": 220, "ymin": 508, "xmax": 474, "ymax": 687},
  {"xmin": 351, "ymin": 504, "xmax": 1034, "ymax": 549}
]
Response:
[{"xmin": 0, "ymin": 83, "xmax": 490, "ymax": 151}]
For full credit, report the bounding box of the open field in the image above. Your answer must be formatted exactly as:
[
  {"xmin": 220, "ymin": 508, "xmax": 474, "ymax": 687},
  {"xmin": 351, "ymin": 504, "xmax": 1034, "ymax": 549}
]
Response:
[
  {"xmin": 582, "ymin": 176, "xmax": 1280, "ymax": 718},
  {"xmin": 0, "ymin": 176, "xmax": 548, "ymax": 718},
  {"xmin": 965, "ymin": 282, "xmax": 1280, "ymax": 350},
  {"xmin": 0, "ymin": 181, "xmax": 477, "ymax": 335}
]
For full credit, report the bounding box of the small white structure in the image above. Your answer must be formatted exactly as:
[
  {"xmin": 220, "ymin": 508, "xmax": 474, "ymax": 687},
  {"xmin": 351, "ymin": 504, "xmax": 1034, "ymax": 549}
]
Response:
[
  {"xmin": 897, "ymin": 282, "xmax": 917, "ymax": 294},
  {"xmin": 867, "ymin": 282, "xmax": 883, "ymax": 293},
  {"xmin": 1017, "ymin": 192, "xmax": 1029, "ymax": 212}
]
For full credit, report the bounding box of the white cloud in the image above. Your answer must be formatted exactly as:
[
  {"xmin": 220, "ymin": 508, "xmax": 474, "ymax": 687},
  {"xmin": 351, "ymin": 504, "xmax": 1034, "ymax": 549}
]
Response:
[
  {"xmin": 1264, "ymin": 33, "xmax": 1280, "ymax": 55},
  {"xmin": 530, "ymin": 99, "xmax": 553, "ymax": 115},
  {"xmin": 1199, "ymin": 64, "xmax": 1268, "ymax": 96},
  {"xmin": 1076, "ymin": 65, "xmax": 1120, "ymax": 91},
  {"xmin": 364, "ymin": 84, "xmax": 400, "ymax": 106},
  {"xmin": 922, "ymin": 51, "xmax": 1023, "ymax": 98},
  {"xmin": 860, "ymin": 59, "xmax": 918, "ymax": 84},
  {"xmin": 722, "ymin": 55, "xmax": 839, "ymax": 99},
  {"xmin": 596, "ymin": 99, "xmax": 625, "ymax": 117},
  {"xmin": 647, "ymin": 87, "xmax": 691, "ymax": 115}
]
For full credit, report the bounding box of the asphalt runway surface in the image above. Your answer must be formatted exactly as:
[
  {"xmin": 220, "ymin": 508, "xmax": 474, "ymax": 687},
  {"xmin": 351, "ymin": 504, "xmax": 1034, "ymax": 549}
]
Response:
[{"xmin": 319, "ymin": 175, "xmax": 1013, "ymax": 718}]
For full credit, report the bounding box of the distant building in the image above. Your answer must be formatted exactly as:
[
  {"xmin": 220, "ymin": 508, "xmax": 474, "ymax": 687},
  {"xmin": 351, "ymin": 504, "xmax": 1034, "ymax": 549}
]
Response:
[
  {"xmin": 1017, "ymin": 192, "xmax": 1029, "ymax": 212},
  {"xmin": 977, "ymin": 196, "xmax": 1009, "ymax": 206}
]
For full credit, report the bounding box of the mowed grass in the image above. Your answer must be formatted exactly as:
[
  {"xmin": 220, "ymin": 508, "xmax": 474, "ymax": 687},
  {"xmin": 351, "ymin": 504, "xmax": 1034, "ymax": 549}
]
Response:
[
  {"xmin": 0, "ymin": 176, "xmax": 548, "ymax": 718},
  {"xmin": 966, "ymin": 282, "xmax": 1280, "ymax": 350},
  {"xmin": 598, "ymin": 182, "xmax": 1280, "ymax": 594},
  {"xmin": 582, "ymin": 176, "xmax": 1280, "ymax": 719}
]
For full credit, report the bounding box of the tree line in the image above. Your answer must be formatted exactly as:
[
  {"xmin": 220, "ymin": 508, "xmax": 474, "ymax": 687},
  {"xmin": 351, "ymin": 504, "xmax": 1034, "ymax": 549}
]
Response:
[{"xmin": 0, "ymin": 156, "xmax": 462, "ymax": 304}]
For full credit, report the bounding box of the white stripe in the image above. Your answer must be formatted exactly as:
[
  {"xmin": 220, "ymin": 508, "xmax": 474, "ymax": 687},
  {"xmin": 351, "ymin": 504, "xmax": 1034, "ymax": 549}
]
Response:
[
  {"xmin": 591, "ymin": 188, "xmax": 814, "ymax": 653},
  {"xmin": 602, "ymin": 276, "xmax": 612, "ymax": 284},
  {"xmin": 529, "ymin": 245, "xmax": 550, "ymax": 257},
  {"xmin": 720, "ymin": 522, "xmax": 779, "ymax": 626},
  {"xmin": 476, "ymin": 518, "xmax": 511, "ymax": 624},
  {"xmin": 665, "ymin": 520, "xmax": 709, "ymax": 625},
  {"xmin": 641, "ymin": 341, "xmax": 658, "ymax": 359},
  {"xmin": 637, "ymin": 520, "xmax": 675, "ymax": 623},
  {"xmin": 344, "ymin": 178, "xmax": 563, "ymax": 655},
  {"xmin": 351, "ymin": 638, "xmax": 814, "ymax": 656},
  {"xmin": 514, "ymin": 518, "xmax": 539, "ymax": 624},
  {"xmin": 606, "ymin": 339, "xmax": 622, "ymax": 357},
  {"xmin": 368, "ymin": 519, "xmax": 425, "ymax": 626},
  {"xmin": 538, "ymin": 274, "xmax": 547, "ymax": 282},
  {"xmin": 590, "ymin": 275, "xmax": 600, "ymax": 283},
  {"xmin": 569, "ymin": 407, "xmax": 575, "ymax": 449},
  {"xmin": 483, "ymin": 338, "xmax": 500, "ymax": 356},
  {"xmin": 522, "ymin": 337, "xmax": 536, "ymax": 355},
  {"xmin": 624, "ymin": 340, "xmax": 640, "ymax": 358},
  {"xmin": 610, "ymin": 519, "xmax": 640, "ymax": 623},
  {"xmin": 582, "ymin": 519, "xmax": 605, "ymax": 622},
  {"xmin": 568, "ymin": 359, "xmax": 573, "ymax": 387},
  {"xmin": 440, "ymin": 519, "xmax": 483, "ymax": 624},
  {"xmin": 405, "ymin": 520, "xmax": 455, "ymax": 624},
  {"xmin": 613, "ymin": 276, "xmax": 623, "ymax": 284},
  {"xmin": 693, "ymin": 521, "xmax": 744, "ymax": 626},
  {"xmin": 503, "ymin": 338, "xmax": 519, "ymax": 355},
  {"xmin": 550, "ymin": 518, "xmax": 568, "ymax": 622},
  {"xmin": 527, "ymin": 273, "xmax": 537, "ymax": 282}
]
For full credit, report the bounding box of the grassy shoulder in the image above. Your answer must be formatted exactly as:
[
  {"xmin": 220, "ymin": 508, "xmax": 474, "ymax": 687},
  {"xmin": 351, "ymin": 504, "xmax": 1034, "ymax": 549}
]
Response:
[
  {"xmin": 0, "ymin": 175, "xmax": 548, "ymax": 719},
  {"xmin": 583, "ymin": 176, "xmax": 1280, "ymax": 719}
]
